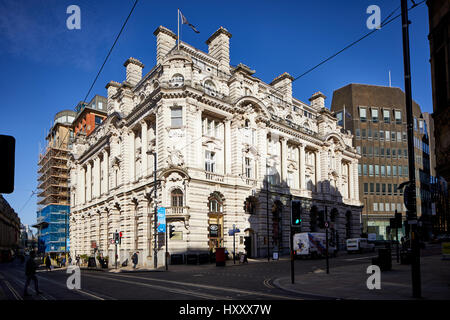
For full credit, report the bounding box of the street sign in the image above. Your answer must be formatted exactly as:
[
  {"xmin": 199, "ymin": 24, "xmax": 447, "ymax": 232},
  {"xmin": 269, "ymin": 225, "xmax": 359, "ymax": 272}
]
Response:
[
  {"xmin": 157, "ymin": 207, "xmax": 166, "ymax": 233},
  {"xmin": 228, "ymin": 227, "xmax": 240, "ymax": 236},
  {"xmin": 110, "ymin": 239, "xmax": 115, "ymax": 244}
]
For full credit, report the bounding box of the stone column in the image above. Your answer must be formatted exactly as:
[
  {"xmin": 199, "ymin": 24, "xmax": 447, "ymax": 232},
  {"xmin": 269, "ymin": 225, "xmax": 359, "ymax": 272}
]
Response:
[
  {"xmin": 224, "ymin": 119, "xmax": 231, "ymax": 175},
  {"xmin": 130, "ymin": 129, "xmax": 136, "ymax": 182},
  {"xmin": 95, "ymin": 156, "xmax": 101, "ymax": 198},
  {"xmin": 315, "ymin": 149, "xmax": 321, "ymax": 193},
  {"xmin": 141, "ymin": 120, "xmax": 148, "ymax": 178},
  {"xmin": 299, "ymin": 144, "xmax": 306, "ymax": 190},
  {"xmin": 87, "ymin": 162, "xmax": 92, "ymax": 202},
  {"xmin": 103, "ymin": 150, "xmax": 109, "ymax": 194},
  {"xmin": 281, "ymin": 137, "xmax": 287, "ymax": 182}
]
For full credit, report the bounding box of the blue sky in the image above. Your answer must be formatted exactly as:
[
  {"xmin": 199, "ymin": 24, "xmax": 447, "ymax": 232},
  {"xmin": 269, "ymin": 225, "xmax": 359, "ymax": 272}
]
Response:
[{"xmin": 0, "ymin": 0, "xmax": 432, "ymax": 227}]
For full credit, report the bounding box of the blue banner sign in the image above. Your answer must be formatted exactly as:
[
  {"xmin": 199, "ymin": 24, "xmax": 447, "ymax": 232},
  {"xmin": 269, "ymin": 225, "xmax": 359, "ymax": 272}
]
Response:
[{"xmin": 157, "ymin": 207, "xmax": 166, "ymax": 233}]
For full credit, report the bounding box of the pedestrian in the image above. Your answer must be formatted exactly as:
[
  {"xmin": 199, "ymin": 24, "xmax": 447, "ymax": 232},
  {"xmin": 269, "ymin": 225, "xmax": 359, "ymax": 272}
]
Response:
[
  {"xmin": 23, "ymin": 251, "xmax": 42, "ymax": 297},
  {"xmin": 62, "ymin": 256, "xmax": 66, "ymax": 267},
  {"xmin": 132, "ymin": 252, "xmax": 138, "ymax": 269},
  {"xmin": 45, "ymin": 254, "xmax": 51, "ymax": 272},
  {"xmin": 68, "ymin": 256, "xmax": 72, "ymax": 265},
  {"xmin": 76, "ymin": 255, "xmax": 80, "ymax": 266}
]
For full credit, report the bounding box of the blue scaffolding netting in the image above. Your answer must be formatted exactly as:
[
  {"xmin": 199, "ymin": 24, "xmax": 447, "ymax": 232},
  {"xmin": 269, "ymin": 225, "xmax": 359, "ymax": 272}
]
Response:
[{"xmin": 37, "ymin": 204, "xmax": 69, "ymax": 253}]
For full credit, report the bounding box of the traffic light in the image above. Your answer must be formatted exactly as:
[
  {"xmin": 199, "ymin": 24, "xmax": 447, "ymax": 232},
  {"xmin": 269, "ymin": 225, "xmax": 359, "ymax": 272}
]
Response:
[
  {"xmin": 119, "ymin": 231, "xmax": 123, "ymax": 244},
  {"xmin": 169, "ymin": 225, "xmax": 175, "ymax": 239},
  {"xmin": 291, "ymin": 200, "xmax": 302, "ymax": 226},
  {"xmin": 114, "ymin": 232, "xmax": 119, "ymax": 244}
]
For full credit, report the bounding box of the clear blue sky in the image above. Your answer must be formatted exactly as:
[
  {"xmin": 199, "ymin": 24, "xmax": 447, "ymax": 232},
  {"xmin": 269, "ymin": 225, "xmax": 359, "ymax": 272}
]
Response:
[{"xmin": 0, "ymin": 0, "xmax": 431, "ymax": 227}]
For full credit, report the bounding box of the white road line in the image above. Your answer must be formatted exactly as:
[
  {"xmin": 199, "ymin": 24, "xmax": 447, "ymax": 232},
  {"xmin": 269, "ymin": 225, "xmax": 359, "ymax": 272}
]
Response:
[
  {"xmin": 4, "ymin": 280, "xmax": 22, "ymax": 300},
  {"xmin": 89, "ymin": 272, "xmax": 301, "ymax": 300},
  {"xmin": 82, "ymin": 273, "xmax": 230, "ymax": 300},
  {"xmin": 345, "ymin": 255, "xmax": 377, "ymax": 261}
]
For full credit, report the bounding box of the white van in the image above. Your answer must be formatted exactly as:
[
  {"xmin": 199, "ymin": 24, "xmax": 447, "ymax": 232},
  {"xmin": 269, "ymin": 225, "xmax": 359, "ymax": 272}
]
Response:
[
  {"xmin": 293, "ymin": 233, "xmax": 336, "ymax": 258},
  {"xmin": 346, "ymin": 238, "xmax": 375, "ymax": 253}
]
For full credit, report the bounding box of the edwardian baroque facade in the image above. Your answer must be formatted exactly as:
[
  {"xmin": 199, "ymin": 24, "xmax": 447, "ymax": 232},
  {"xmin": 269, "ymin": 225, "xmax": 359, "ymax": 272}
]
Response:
[{"xmin": 69, "ymin": 26, "xmax": 362, "ymax": 267}]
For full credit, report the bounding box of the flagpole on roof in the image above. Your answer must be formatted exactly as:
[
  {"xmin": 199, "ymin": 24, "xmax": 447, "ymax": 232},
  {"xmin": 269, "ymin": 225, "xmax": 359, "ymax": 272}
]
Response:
[{"xmin": 177, "ymin": 8, "xmax": 180, "ymax": 50}]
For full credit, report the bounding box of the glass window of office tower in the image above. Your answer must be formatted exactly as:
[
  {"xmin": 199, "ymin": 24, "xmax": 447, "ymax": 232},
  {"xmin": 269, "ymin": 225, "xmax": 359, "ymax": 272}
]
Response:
[
  {"xmin": 384, "ymin": 109, "xmax": 390, "ymax": 123},
  {"xmin": 336, "ymin": 112, "xmax": 343, "ymax": 126},
  {"xmin": 372, "ymin": 109, "xmax": 378, "ymax": 122},
  {"xmin": 359, "ymin": 107, "xmax": 367, "ymax": 122},
  {"xmin": 395, "ymin": 110, "xmax": 402, "ymax": 124}
]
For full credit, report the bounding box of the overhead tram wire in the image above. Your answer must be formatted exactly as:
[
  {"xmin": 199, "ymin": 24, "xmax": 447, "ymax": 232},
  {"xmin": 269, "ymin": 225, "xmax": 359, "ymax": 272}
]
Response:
[
  {"xmin": 22, "ymin": 0, "xmax": 139, "ymax": 214},
  {"xmin": 268, "ymin": 1, "xmax": 425, "ymax": 104}
]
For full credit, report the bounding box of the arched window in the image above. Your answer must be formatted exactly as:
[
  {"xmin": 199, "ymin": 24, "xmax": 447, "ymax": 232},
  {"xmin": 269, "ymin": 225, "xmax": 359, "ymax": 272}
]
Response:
[
  {"xmin": 171, "ymin": 189, "xmax": 183, "ymax": 207},
  {"xmin": 204, "ymin": 80, "xmax": 217, "ymax": 96},
  {"xmin": 208, "ymin": 192, "xmax": 223, "ymax": 213},
  {"xmin": 170, "ymin": 74, "xmax": 184, "ymax": 87}
]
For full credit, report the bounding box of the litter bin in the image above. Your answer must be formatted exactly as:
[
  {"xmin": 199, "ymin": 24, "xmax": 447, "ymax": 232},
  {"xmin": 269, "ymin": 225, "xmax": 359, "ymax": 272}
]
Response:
[
  {"xmin": 372, "ymin": 248, "xmax": 392, "ymax": 271},
  {"xmin": 215, "ymin": 247, "xmax": 225, "ymax": 267}
]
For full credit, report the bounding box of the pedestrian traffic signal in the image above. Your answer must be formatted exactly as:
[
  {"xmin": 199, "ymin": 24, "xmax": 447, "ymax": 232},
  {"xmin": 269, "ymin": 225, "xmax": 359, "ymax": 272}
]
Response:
[
  {"xmin": 169, "ymin": 225, "xmax": 175, "ymax": 238},
  {"xmin": 291, "ymin": 200, "xmax": 302, "ymax": 226}
]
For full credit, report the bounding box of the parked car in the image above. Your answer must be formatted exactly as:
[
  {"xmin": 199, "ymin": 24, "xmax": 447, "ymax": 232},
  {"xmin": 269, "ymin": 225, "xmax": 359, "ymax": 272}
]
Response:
[{"xmin": 346, "ymin": 238, "xmax": 375, "ymax": 253}]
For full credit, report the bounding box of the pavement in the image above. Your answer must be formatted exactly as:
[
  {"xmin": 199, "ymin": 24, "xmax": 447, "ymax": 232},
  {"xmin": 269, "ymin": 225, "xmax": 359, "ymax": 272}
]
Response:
[{"xmin": 273, "ymin": 254, "xmax": 450, "ymax": 300}]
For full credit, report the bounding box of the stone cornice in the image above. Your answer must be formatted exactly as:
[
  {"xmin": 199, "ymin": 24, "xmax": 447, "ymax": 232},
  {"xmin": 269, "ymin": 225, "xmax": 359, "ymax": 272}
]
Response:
[{"xmin": 270, "ymin": 72, "xmax": 294, "ymax": 86}]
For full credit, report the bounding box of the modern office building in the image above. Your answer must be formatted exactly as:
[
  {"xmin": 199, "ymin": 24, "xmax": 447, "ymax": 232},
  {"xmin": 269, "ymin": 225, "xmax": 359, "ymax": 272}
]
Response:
[
  {"xmin": 68, "ymin": 25, "xmax": 362, "ymax": 267},
  {"xmin": 73, "ymin": 95, "xmax": 108, "ymax": 137},
  {"xmin": 331, "ymin": 84, "xmax": 434, "ymax": 239},
  {"xmin": 35, "ymin": 110, "xmax": 76, "ymax": 254}
]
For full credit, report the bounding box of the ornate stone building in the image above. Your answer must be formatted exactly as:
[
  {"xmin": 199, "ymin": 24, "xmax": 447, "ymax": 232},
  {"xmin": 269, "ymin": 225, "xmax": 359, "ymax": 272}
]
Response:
[{"xmin": 69, "ymin": 26, "xmax": 362, "ymax": 267}]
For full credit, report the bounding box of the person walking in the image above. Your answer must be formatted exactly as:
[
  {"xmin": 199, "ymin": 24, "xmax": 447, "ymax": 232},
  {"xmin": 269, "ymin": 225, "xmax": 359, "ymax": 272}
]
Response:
[
  {"xmin": 45, "ymin": 254, "xmax": 51, "ymax": 271},
  {"xmin": 132, "ymin": 252, "xmax": 138, "ymax": 269},
  {"xmin": 23, "ymin": 251, "xmax": 42, "ymax": 297}
]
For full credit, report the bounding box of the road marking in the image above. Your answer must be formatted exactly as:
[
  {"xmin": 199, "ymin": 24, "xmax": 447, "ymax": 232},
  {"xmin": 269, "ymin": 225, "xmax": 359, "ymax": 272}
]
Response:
[
  {"xmin": 345, "ymin": 255, "xmax": 377, "ymax": 261},
  {"xmin": 4, "ymin": 280, "xmax": 22, "ymax": 300},
  {"xmin": 263, "ymin": 278, "xmax": 275, "ymax": 289},
  {"xmin": 82, "ymin": 273, "xmax": 230, "ymax": 300},
  {"xmin": 89, "ymin": 272, "xmax": 301, "ymax": 300}
]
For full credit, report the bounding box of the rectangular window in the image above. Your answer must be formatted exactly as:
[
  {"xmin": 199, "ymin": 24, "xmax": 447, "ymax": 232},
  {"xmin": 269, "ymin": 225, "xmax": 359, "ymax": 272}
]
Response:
[
  {"xmin": 393, "ymin": 165, "xmax": 397, "ymax": 176},
  {"xmin": 363, "ymin": 164, "xmax": 368, "ymax": 176},
  {"xmin": 374, "ymin": 147, "xmax": 379, "ymax": 156},
  {"xmin": 381, "ymin": 148, "xmax": 385, "ymax": 157},
  {"xmin": 95, "ymin": 116, "xmax": 103, "ymax": 125},
  {"xmin": 375, "ymin": 165, "xmax": 379, "ymax": 176},
  {"xmin": 380, "ymin": 203, "xmax": 384, "ymax": 211},
  {"xmin": 362, "ymin": 146, "xmax": 367, "ymax": 156},
  {"xmin": 358, "ymin": 164, "xmax": 362, "ymax": 176},
  {"xmin": 376, "ymin": 183, "xmax": 380, "ymax": 194},
  {"xmin": 373, "ymin": 203, "xmax": 378, "ymax": 211},
  {"xmin": 368, "ymin": 146, "xmax": 373, "ymax": 157},
  {"xmin": 369, "ymin": 165, "xmax": 374, "ymax": 176},
  {"xmin": 381, "ymin": 165, "xmax": 385, "ymax": 176},
  {"xmin": 391, "ymin": 132, "xmax": 396, "ymax": 141},
  {"xmin": 380, "ymin": 130, "xmax": 384, "ymax": 141},
  {"xmin": 382, "ymin": 183, "xmax": 386, "ymax": 195},
  {"xmin": 386, "ymin": 148, "xmax": 390, "ymax": 158},
  {"xmin": 359, "ymin": 107, "xmax": 367, "ymax": 122},
  {"xmin": 393, "ymin": 149, "xmax": 397, "ymax": 158},
  {"xmin": 364, "ymin": 183, "xmax": 368, "ymax": 194},
  {"xmin": 356, "ymin": 128, "xmax": 360, "ymax": 139},
  {"xmin": 387, "ymin": 165, "xmax": 391, "ymax": 176},
  {"xmin": 374, "ymin": 130, "xmax": 378, "ymax": 140},
  {"xmin": 205, "ymin": 151, "xmax": 216, "ymax": 172},
  {"xmin": 245, "ymin": 157, "xmax": 252, "ymax": 178},
  {"xmin": 395, "ymin": 110, "xmax": 402, "ymax": 124},
  {"xmin": 370, "ymin": 183, "xmax": 374, "ymax": 193},
  {"xmin": 362, "ymin": 129, "xmax": 366, "ymax": 138},
  {"xmin": 402, "ymin": 132, "xmax": 407, "ymax": 141},
  {"xmin": 336, "ymin": 111, "xmax": 343, "ymax": 127},
  {"xmin": 385, "ymin": 130, "xmax": 390, "ymax": 140},
  {"xmin": 368, "ymin": 128, "xmax": 372, "ymax": 139},
  {"xmin": 394, "ymin": 184, "xmax": 398, "ymax": 195},
  {"xmin": 397, "ymin": 132, "xmax": 402, "ymax": 142},
  {"xmin": 356, "ymin": 146, "xmax": 361, "ymax": 154},
  {"xmin": 385, "ymin": 203, "xmax": 390, "ymax": 212},
  {"xmin": 372, "ymin": 109, "xmax": 379, "ymax": 123},
  {"xmin": 384, "ymin": 109, "xmax": 390, "ymax": 123},
  {"xmin": 398, "ymin": 166, "xmax": 402, "ymax": 177},
  {"xmin": 388, "ymin": 184, "xmax": 392, "ymax": 195},
  {"xmin": 171, "ymin": 107, "xmax": 183, "ymax": 127}
]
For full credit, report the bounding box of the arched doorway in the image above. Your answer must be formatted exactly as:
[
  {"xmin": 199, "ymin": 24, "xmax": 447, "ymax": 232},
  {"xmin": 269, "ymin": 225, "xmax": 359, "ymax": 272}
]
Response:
[
  {"xmin": 272, "ymin": 200, "xmax": 283, "ymax": 251},
  {"xmin": 208, "ymin": 192, "xmax": 224, "ymax": 251}
]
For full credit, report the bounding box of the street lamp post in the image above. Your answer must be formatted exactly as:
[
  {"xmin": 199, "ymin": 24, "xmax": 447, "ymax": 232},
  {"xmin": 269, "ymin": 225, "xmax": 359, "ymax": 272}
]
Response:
[
  {"xmin": 152, "ymin": 151, "xmax": 158, "ymax": 269},
  {"xmin": 364, "ymin": 197, "xmax": 369, "ymax": 235}
]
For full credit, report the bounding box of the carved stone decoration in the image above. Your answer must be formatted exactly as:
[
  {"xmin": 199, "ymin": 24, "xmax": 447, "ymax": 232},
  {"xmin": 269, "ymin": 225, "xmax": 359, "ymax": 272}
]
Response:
[{"xmin": 166, "ymin": 146, "xmax": 185, "ymax": 167}]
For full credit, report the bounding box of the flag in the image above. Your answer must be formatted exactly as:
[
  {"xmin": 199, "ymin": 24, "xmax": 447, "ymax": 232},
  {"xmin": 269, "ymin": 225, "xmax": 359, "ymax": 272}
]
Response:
[
  {"xmin": 179, "ymin": 10, "xmax": 200, "ymax": 33},
  {"xmin": 345, "ymin": 111, "xmax": 352, "ymax": 119}
]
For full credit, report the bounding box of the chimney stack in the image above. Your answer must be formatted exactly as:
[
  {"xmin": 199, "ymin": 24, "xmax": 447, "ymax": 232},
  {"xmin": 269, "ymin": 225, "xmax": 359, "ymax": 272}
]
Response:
[
  {"xmin": 270, "ymin": 72, "xmax": 294, "ymax": 104},
  {"xmin": 105, "ymin": 81, "xmax": 120, "ymax": 115},
  {"xmin": 206, "ymin": 27, "xmax": 232, "ymax": 74},
  {"xmin": 124, "ymin": 57, "xmax": 144, "ymax": 87},
  {"xmin": 309, "ymin": 91, "xmax": 326, "ymax": 109},
  {"xmin": 153, "ymin": 26, "xmax": 177, "ymax": 65}
]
